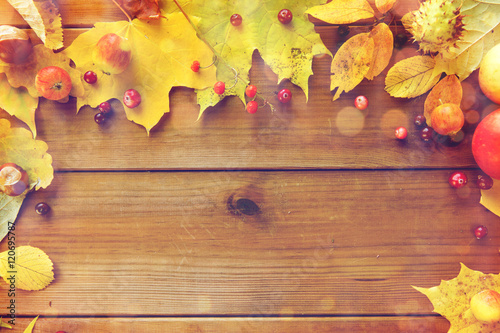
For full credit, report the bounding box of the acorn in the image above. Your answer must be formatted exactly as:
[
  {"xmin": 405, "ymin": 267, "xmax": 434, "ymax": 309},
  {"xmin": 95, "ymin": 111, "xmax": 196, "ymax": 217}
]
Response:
[{"xmin": 0, "ymin": 25, "xmax": 33, "ymax": 64}]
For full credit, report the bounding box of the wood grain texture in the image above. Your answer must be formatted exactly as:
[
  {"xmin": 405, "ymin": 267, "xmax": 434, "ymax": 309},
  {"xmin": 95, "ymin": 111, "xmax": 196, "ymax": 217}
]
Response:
[
  {"xmin": 6, "ymin": 316, "xmax": 450, "ymax": 333},
  {"xmin": 7, "ymin": 27, "xmax": 490, "ymax": 171},
  {"xmin": 0, "ymin": 171, "xmax": 497, "ymax": 317}
]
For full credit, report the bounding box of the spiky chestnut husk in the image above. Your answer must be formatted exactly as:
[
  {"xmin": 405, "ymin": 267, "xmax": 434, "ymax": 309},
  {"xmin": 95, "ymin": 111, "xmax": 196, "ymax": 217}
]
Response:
[{"xmin": 402, "ymin": 0, "xmax": 465, "ymax": 57}]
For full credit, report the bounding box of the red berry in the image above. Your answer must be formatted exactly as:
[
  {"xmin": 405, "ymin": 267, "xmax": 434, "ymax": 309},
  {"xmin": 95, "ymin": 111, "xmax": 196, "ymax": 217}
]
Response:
[
  {"xmin": 123, "ymin": 89, "xmax": 141, "ymax": 108},
  {"xmin": 230, "ymin": 14, "xmax": 242, "ymax": 26},
  {"xmin": 449, "ymin": 171, "xmax": 468, "ymax": 189},
  {"xmin": 278, "ymin": 9, "xmax": 293, "ymax": 24},
  {"xmin": 354, "ymin": 95, "xmax": 368, "ymax": 110},
  {"xmin": 98, "ymin": 101, "xmax": 111, "ymax": 114},
  {"xmin": 246, "ymin": 101, "xmax": 258, "ymax": 114},
  {"xmin": 477, "ymin": 174, "xmax": 494, "ymax": 190},
  {"xmin": 35, "ymin": 202, "xmax": 50, "ymax": 215},
  {"xmin": 278, "ymin": 88, "xmax": 292, "ymax": 103},
  {"xmin": 94, "ymin": 112, "xmax": 106, "ymax": 124},
  {"xmin": 245, "ymin": 84, "xmax": 257, "ymax": 98},
  {"xmin": 414, "ymin": 114, "xmax": 426, "ymax": 127},
  {"xmin": 420, "ymin": 127, "xmax": 433, "ymax": 142},
  {"xmin": 395, "ymin": 126, "xmax": 408, "ymax": 140},
  {"xmin": 191, "ymin": 60, "xmax": 200, "ymax": 72},
  {"xmin": 214, "ymin": 81, "xmax": 225, "ymax": 95},
  {"xmin": 474, "ymin": 225, "xmax": 488, "ymax": 239},
  {"xmin": 84, "ymin": 70, "xmax": 98, "ymax": 84}
]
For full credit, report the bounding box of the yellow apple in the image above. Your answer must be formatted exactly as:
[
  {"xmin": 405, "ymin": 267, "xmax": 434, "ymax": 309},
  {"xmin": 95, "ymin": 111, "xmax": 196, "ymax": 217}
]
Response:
[
  {"xmin": 470, "ymin": 289, "xmax": 500, "ymax": 323},
  {"xmin": 479, "ymin": 44, "xmax": 500, "ymax": 104}
]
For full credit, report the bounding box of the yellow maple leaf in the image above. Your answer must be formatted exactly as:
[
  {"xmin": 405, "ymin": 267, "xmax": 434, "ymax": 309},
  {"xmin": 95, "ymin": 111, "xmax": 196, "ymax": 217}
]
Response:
[
  {"xmin": 6, "ymin": 0, "xmax": 63, "ymax": 50},
  {"xmin": 0, "ymin": 44, "xmax": 84, "ymax": 100},
  {"xmin": 365, "ymin": 23, "xmax": 393, "ymax": 81},
  {"xmin": 480, "ymin": 179, "xmax": 500, "ymax": 218},
  {"xmin": 305, "ymin": 0, "xmax": 375, "ymax": 25},
  {"xmin": 0, "ymin": 74, "xmax": 38, "ymax": 137},
  {"xmin": 23, "ymin": 316, "xmax": 38, "ymax": 333},
  {"xmin": 0, "ymin": 119, "xmax": 53, "ymax": 243},
  {"xmin": 0, "ymin": 246, "xmax": 54, "ymax": 291},
  {"xmin": 385, "ymin": 55, "xmax": 441, "ymax": 98},
  {"xmin": 423, "ymin": 75, "xmax": 462, "ymax": 126},
  {"xmin": 331, "ymin": 33, "xmax": 374, "ymax": 101},
  {"xmin": 414, "ymin": 263, "xmax": 500, "ymax": 332},
  {"xmin": 64, "ymin": 13, "xmax": 216, "ymax": 134}
]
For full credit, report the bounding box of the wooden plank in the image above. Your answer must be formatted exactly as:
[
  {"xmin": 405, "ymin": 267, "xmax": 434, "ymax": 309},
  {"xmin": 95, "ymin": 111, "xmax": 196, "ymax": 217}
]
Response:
[
  {"xmin": 1, "ymin": 170, "xmax": 497, "ymax": 316},
  {"xmin": 6, "ymin": 316, "xmax": 450, "ymax": 333},
  {"xmin": 0, "ymin": 0, "xmax": 421, "ymax": 27},
  {"xmin": 3, "ymin": 27, "xmax": 488, "ymax": 171}
]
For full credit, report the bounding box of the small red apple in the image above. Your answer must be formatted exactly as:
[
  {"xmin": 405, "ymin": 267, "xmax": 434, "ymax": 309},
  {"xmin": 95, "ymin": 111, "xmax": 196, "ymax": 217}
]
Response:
[
  {"xmin": 35, "ymin": 66, "xmax": 72, "ymax": 101},
  {"xmin": 430, "ymin": 103, "xmax": 464, "ymax": 136},
  {"xmin": 0, "ymin": 163, "xmax": 29, "ymax": 196},
  {"xmin": 92, "ymin": 33, "xmax": 131, "ymax": 75},
  {"xmin": 472, "ymin": 109, "xmax": 500, "ymax": 179}
]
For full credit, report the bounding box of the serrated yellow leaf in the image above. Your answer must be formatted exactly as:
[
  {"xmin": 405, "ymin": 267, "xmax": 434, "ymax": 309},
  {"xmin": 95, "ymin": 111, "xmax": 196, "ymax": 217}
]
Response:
[
  {"xmin": 0, "ymin": 317, "xmax": 12, "ymax": 329},
  {"xmin": 375, "ymin": 0, "xmax": 397, "ymax": 14},
  {"xmin": 0, "ymin": 45, "xmax": 84, "ymax": 100},
  {"xmin": 480, "ymin": 179, "xmax": 500, "ymax": 217},
  {"xmin": 331, "ymin": 33, "xmax": 374, "ymax": 101},
  {"xmin": 306, "ymin": 0, "xmax": 375, "ymax": 24},
  {"xmin": 6, "ymin": 0, "xmax": 63, "ymax": 50},
  {"xmin": 0, "ymin": 74, "xmax": 38, "ymax": 137},
  {"xmin": 183, "ymin": 0, "xmax": 331, "ymax": 118},
  {"xmin": 423, "ymin": 75, "xmax": 462, "ymax": 126},
  {"xmin": 414, "ymin": 263, "xmax": 500, "ymax": 332},
  {"xmin": 65, "ymin": 13, "xmax": 216, "ymax": 134},
  {"xmin": 365, "ymin": 23, "xmax": 393, "ymax": 80},
  {"xmin": 0, "ymin": 246, "xmax": 54, "ymax": 291},
  {"xmin": 385, "ymin": 56, "xmax": 441, "ymax": 98},
  {"xmin": 23, "ymin": 316, "xmax": 38, "ymax": 333},
  {"xmin": 0, "ymin": 119, "xmax": 53, "ymax": 242}
]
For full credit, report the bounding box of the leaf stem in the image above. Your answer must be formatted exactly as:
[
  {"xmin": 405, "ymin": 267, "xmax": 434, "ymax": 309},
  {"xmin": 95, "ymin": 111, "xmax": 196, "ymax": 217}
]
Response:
[{"xmin": 111, "ymin": 0, "xmax": 132, "ymax": 23}]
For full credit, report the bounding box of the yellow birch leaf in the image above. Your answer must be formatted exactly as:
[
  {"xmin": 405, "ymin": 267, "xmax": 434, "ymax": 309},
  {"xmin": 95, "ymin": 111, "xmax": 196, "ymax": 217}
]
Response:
[
  {"xmin": 6, "ymin": 0, "xmax": 63, "ymax": 50},
  {"xmin": 64, "ymin": 13, "xmax": 216, "ymax": 134},
  {"xmin": 331, "ymin": 33, "xmax": 374, "ymax": 101},
  {"xmin": 385, "ymin": 55, "xmax": 441, "ymax": 98},
  {"xmin": 0, "ymin": 74, "xmax": 38, "ymax": 137},
  {"xmin": 365, "ymin": 23, "xmax": 393, "ymax": 80},
  {"xmin": 423, "ymin": 75, "xmax": 462, "ymax": 125},
  {"xmin": 0, "ymin": 45, "xmax": 84, "ymax": 99},
  {"xmin": 375, "ymin": 0, "xmax": 397, "ymax": 14},
  {"xmin": 23, "ymin": 316, "xmax": 39, "ymax": 333},
  {"xmin": 413, "ymin": 263, "xmax": 500, "ymax": 332},
  {"xmin": 305, "ymin": 0, "xmax": 375, "ymax": 24},
  {"xmin": 480, "ymin": 179, "xmax": 500, "ymax": 217},
  {"xmin": 0, "ymin": 246, "xmax": 54, "ymax": 291},
  {"xmin": 0, "ymin": 317, "xmax": 12, "ymax": 329}
]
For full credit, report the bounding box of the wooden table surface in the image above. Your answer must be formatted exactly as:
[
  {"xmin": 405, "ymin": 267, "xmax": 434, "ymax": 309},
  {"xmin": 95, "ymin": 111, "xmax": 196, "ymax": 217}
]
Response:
[{"xmin": 1, "ymin": 1, "xmax": 499, "ymax": 332}]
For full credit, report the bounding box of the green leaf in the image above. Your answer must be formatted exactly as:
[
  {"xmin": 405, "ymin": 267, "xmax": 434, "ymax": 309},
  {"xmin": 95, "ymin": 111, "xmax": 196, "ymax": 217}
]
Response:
[
  {"xmin": 0, "ymin": 73, "xmax": 38, "ymax": 138},
  {"xmin": 176, "ymin": 0, "xmax": 331, "ymax": 118}
]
